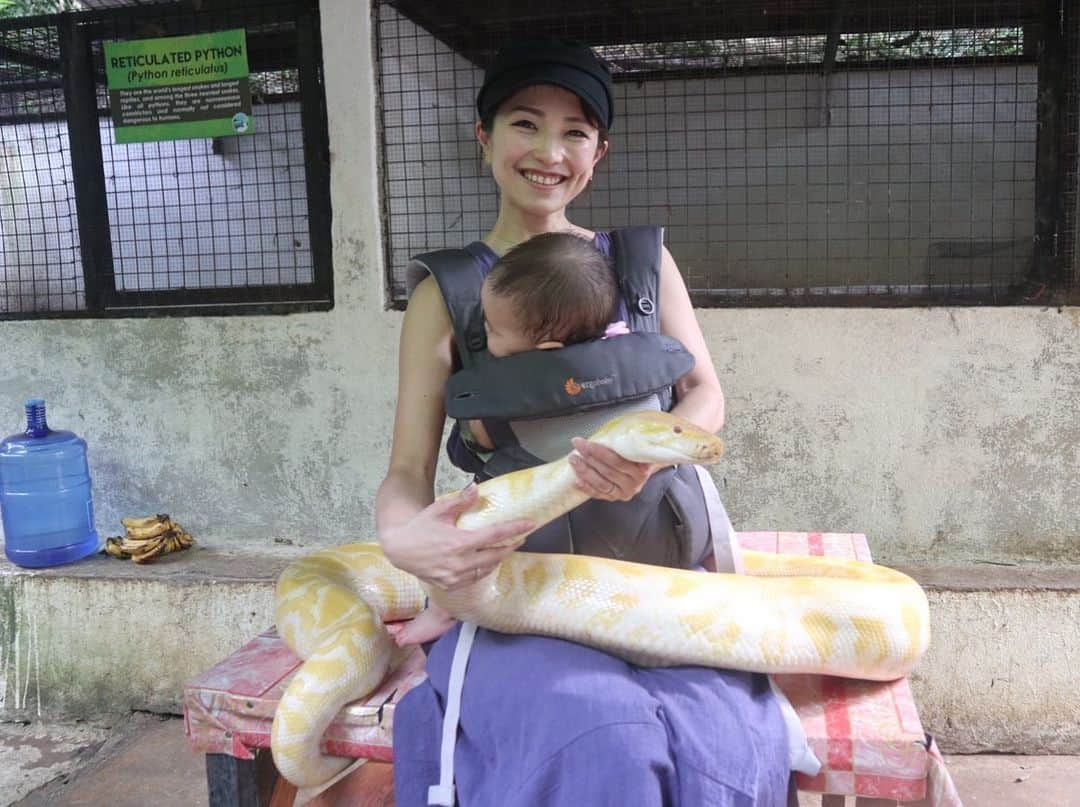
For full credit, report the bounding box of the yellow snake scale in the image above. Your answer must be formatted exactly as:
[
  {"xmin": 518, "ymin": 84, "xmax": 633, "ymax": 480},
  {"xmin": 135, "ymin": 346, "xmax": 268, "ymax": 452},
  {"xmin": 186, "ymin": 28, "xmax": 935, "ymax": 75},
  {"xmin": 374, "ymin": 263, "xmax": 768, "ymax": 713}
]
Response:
[{"xmin": 271, "ymin": 411, "xmax": 931, "ymax": 788}]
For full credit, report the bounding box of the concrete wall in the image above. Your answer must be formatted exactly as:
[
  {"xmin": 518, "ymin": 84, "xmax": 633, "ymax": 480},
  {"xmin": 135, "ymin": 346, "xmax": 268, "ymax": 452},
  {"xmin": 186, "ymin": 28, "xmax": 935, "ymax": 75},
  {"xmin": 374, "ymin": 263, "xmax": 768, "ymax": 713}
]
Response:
[
  {"xmin": 0, "ymin": 1, "xmax": 1077, "ymax": 570},
  {"xmin": 908, "ymin": 566, "xmax": 1080, "ymax": 753}
]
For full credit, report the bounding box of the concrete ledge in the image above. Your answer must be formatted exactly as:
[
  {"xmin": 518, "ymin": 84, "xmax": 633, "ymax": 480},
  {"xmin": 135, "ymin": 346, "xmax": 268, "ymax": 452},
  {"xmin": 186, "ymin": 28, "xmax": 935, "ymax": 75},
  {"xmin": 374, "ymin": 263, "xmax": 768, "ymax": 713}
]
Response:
[
  {"xmin": 2, "ymin": 551, "xmax": 1077, "ymax": 754},
  {"xmin": 0, "ymin": 549, "xmax": 289, "ymax": 718},
  {"xmin": 898, "ymin": 563, "xmax": 1080, "ymax": 754}
]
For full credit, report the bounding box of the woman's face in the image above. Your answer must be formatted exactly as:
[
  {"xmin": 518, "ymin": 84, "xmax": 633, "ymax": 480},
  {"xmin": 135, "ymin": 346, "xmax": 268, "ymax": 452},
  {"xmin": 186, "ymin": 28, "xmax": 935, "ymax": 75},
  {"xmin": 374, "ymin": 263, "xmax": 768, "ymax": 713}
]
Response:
[{"xmin": 477, "ymin": 84, "xmax": 608, "ymax": 218}]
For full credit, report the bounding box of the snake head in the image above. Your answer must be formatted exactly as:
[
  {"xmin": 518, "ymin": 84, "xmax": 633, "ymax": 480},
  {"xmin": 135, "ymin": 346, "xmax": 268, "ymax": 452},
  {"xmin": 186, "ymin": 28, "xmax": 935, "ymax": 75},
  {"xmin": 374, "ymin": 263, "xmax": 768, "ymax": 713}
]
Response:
[{"xmin": 590, "ymin": 411, "xmax": 724, "ymax": 466}]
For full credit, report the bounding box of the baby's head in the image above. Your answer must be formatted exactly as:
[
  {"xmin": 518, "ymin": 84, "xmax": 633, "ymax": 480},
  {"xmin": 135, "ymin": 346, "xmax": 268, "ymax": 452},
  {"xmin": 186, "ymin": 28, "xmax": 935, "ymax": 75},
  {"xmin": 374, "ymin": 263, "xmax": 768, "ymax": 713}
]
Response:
[{"xmin": 481, "ymin": 232, "xmax": 619, "ymax": 358}]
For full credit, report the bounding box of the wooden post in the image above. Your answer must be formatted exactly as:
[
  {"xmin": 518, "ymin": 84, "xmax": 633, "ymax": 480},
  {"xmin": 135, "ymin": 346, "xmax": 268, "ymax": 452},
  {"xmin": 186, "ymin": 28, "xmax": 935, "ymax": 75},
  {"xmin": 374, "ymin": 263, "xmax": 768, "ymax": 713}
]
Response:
[{"xmin": 206, "ymin": 749, "xmax": 278, "ymax": 807}]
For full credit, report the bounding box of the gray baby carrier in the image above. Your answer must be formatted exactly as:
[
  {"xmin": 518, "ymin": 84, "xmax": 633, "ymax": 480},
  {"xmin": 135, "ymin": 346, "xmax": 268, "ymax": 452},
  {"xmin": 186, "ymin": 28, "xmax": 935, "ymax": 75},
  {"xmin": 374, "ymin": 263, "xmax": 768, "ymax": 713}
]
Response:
[{"xmin": 407, "ymin": 227, "xmax": 717, "ymax": 569}]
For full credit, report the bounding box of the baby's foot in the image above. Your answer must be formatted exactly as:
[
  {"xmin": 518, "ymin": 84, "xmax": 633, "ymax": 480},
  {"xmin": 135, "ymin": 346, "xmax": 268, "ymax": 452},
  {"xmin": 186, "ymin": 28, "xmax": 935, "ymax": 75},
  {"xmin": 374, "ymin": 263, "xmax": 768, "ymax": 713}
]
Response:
[{"xmin": 387, "ymin": 605, "xmax": 457, "ymax": 646}]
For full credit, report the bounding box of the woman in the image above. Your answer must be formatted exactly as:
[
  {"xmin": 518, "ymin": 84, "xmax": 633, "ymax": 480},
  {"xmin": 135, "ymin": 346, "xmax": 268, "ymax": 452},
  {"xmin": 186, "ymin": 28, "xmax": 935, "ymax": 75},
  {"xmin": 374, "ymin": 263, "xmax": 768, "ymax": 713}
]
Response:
[{"xmin": 376, "ymin": 37, "xmax": 792, "ymax": 806}]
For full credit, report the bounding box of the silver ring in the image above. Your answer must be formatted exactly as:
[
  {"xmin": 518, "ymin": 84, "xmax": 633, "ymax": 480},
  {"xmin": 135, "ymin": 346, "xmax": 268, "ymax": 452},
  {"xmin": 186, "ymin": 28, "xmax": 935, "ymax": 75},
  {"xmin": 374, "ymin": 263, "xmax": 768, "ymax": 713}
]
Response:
[{"xmin": 474, "ymin": 567, "xmax": 482, "ymax": 581}]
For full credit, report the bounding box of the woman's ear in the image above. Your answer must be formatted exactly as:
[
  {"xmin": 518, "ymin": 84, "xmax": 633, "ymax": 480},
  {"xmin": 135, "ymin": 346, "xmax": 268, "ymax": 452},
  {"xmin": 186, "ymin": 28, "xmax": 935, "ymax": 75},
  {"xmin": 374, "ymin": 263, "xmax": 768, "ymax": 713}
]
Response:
[
  {"xmin": 475, "ymin": 121, "xmax": 491, "ymax": 162},
  {"xmin": 593, "ymin": 138, "xmax": 609, "ymax": 166}
]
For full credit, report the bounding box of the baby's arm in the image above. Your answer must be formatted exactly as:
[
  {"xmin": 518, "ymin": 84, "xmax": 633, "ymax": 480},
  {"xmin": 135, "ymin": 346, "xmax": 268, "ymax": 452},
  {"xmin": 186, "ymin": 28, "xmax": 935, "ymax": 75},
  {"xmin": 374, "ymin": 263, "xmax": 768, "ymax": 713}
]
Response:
[{"xmin": 386, "ymin": 604, "xmax": 458, "ymax": 646}]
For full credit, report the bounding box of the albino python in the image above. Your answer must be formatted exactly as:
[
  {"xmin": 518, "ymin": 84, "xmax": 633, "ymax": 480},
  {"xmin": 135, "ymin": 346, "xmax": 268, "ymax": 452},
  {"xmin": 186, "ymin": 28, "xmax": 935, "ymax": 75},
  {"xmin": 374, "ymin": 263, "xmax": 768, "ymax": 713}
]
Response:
[{"xmin": 271, "ymin": 411, "xmax": 930, "ymax": 788}]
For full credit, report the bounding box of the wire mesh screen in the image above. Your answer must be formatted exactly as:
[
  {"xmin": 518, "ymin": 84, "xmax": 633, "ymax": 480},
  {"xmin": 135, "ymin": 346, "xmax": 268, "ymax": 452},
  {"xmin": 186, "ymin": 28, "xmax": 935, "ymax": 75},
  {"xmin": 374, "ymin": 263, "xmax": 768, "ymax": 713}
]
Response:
[
  {"xmin": 103, "ymin": 118, "xmax": 310, "ymax": 293},
  {"xmin": 0, "ymin": 0, "xmax": 330, "ymax": 319},
  {"xmin": 375, "ymin": 0, "xmax": 1075, "ymax": 306},
  {"xmin": 376, "ymin": 13, "xmax": 497, "ymax": 300},
  {"xmin": 94, "ymin": 8, "xmax": 313, "ymax": 293},
  {"xmin": 0, "ymin": 21, "xmax": 83, "ymax": 314},
  {"xmin": 1065, "ymin": 0, "xmax": 1080, "ymax": 287}
]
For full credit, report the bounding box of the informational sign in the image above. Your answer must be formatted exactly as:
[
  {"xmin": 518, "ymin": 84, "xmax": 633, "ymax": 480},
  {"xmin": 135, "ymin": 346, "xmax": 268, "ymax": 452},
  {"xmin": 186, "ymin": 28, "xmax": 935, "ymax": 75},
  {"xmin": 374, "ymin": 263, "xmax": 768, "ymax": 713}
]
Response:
[{"xmin": 104, "ymin": 29, "xmax": 253, "ymax": 144}]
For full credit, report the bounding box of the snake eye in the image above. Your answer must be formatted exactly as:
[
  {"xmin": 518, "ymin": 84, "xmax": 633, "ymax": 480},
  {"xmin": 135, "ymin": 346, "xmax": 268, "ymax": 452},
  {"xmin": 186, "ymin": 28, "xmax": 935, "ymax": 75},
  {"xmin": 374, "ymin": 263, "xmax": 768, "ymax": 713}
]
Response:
[{"xmin": 673, "ymin": 425, "xmax": 683, "ymax": 434}]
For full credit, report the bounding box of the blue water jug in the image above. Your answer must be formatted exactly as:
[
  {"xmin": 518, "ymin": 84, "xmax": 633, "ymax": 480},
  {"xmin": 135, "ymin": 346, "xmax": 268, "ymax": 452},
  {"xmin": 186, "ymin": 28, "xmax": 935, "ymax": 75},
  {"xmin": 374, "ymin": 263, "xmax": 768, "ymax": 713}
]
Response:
[{"xmin": 0, "ymin": 398, "xmax": 100, "ymax": 568}]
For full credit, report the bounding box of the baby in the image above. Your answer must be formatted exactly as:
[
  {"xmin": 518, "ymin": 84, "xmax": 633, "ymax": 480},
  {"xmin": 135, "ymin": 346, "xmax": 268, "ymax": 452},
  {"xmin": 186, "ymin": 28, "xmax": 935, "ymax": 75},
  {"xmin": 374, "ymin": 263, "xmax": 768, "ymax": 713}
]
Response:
[
  {"xmin": 467, "ymin": 230, "xmax": 625, "ymax": 450},
  {"xmin": 390, "ymin": 231, "xmax": 625, "ymax": 645}
]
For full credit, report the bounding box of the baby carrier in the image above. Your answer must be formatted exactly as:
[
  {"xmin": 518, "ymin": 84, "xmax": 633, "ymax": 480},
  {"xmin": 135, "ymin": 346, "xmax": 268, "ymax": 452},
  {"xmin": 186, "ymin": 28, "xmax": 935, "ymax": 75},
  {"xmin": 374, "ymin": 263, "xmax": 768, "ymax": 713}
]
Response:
[{"xmin": 406, "ymin": 226, "xmax": 726, "ymax": 570}]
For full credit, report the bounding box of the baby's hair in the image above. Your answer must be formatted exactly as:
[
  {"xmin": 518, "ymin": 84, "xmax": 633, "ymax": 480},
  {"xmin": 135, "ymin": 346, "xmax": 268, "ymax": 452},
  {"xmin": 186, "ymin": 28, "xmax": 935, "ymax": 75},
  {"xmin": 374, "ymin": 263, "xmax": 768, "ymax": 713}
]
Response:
[{"xmin": 486, "ymin": 232, "xmax": 619, "ymax": 346}]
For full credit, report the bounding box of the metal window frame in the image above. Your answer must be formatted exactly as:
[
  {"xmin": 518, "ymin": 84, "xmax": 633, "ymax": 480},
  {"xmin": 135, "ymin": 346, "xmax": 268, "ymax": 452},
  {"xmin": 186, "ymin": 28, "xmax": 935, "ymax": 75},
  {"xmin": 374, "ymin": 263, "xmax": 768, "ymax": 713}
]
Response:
[{"xmin": 0, "ymin": 0, "xmax": 333, "ymax": 320}]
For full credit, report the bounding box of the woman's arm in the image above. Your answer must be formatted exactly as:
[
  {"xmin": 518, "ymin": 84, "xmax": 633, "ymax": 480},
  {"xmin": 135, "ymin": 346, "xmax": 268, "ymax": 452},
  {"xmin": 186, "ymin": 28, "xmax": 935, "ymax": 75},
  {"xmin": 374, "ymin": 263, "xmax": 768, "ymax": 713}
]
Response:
[
  {"xmin": 376, "ymin": 277, "xmax": 532, "ymax": 590},
  {"xmin": 656, "ymin": 245, "xmax": 725, "ymax": 432},
  {"xmin": 376, "ymin": 277, "xmax": 453, "ymax": 533},
  {"xmin": 569, "ymin": 245, "xmax": 724, "ymax": 500}
]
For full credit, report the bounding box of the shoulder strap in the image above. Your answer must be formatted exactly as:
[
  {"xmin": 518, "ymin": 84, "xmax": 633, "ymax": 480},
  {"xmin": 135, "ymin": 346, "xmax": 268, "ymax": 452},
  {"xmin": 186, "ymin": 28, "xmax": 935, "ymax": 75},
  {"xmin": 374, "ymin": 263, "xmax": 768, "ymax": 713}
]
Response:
[
  {"xmin": 610, "ymin": 225, "xmax": 676, "ymax": 410},
  {"xmin": 610, "ymin": 226, "xmax": 663, "ymax": 333},
  {"xmin": 406, "ymin": 246, "xmax": 488, "ymax": 369}
]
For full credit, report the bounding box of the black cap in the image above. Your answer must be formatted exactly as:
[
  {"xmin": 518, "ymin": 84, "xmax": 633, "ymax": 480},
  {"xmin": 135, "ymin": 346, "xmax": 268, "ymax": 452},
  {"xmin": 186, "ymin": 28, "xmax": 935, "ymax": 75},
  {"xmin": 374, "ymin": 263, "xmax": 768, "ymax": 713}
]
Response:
[{"xmin": 476, "ymin": 38, "xmax": 614, "ymax": 130}]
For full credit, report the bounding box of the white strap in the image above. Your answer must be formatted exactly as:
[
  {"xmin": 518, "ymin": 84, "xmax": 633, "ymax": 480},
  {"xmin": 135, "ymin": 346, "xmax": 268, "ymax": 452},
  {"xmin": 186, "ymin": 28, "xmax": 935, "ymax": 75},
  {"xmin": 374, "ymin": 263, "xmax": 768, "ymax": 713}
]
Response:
[
  {"xmin": 768, "ymin": 675, "xmax": 822, "ymax": 776},
  {"xmin": 427, "ymin": 621, "xmax": 478, "ymax": 806},
  {"xmin": 692, "ymin": 466, "xmax": 820, "ymax": 776},
  {"xmin": 693, "ymin": 464, "xmax": 743, "ymax": 574},
  {"xmin": 294, "ymin": 758, "xmax": 367, "ymax": 806}
]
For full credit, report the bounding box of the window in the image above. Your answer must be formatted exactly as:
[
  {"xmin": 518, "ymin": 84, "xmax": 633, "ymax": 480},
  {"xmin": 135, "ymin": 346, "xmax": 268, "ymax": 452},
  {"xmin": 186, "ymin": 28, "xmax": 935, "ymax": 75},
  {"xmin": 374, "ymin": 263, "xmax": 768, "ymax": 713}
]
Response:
[
  {"xmin": 374, "ymin": 0, "xmax": 1078, "ymax": 307},
  {"xmin": 0, "ymin": 0, "xmax": 331, "ymax": 319}
]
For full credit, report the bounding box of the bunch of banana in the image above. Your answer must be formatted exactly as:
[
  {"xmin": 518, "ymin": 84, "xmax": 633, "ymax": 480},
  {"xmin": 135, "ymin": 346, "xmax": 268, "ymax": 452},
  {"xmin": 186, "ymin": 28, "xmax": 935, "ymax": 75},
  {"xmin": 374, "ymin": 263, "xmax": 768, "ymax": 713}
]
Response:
[{"xmin": 103, "ymin": 514, "xmax": 195, "ymax": 564}]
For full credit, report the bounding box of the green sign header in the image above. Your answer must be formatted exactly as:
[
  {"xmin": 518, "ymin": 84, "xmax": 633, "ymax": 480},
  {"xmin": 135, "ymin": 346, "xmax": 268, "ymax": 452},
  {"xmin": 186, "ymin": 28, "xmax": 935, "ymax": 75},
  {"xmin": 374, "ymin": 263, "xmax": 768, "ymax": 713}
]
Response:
[{"xmin": 104, "ymin": 29, "xmax": 253, "ymax": 144}]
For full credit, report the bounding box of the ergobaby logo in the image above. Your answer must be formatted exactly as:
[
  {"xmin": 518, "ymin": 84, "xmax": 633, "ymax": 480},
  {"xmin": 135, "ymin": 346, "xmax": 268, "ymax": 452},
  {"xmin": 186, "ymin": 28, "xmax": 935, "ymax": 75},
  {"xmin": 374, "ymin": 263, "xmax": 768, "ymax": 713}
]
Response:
[{"xmin": 563, "ymin": 376, "xmax": 614, "ymax": 396}]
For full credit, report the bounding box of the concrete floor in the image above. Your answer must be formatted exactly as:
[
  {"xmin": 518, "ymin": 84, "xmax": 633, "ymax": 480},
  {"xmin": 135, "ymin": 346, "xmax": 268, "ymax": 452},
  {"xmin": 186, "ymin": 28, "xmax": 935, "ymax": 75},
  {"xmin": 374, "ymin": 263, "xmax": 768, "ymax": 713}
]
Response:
[
  {"xmin": 2, "ymin": 714, "xmax": 207, "ymax": 807},
  {"xmin": 2, "ymin": 715, "xmax": 1078, "ymax": 806}
]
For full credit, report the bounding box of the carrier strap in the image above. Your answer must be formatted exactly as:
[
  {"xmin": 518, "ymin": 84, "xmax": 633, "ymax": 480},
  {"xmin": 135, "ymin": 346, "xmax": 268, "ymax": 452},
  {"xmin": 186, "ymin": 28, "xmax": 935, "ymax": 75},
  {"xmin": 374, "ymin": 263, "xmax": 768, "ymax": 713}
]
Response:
[
  {"xmin": 610, "ymin": 226, "xmax": 664, "ymax": 333},
  {"xmin": 428, "ymin": 620, "xmax": 479, "ymax": 806},
  {"xmin": 407, "ymin": 244, "xmax": 489, "ymax": 370},
  {"xmin": 693, "ymin": 464, "xmax": 743, "ymax": 575},
  {"xmin": 610, "ymin": 226, "xmax": 673, "ymax": 411}
]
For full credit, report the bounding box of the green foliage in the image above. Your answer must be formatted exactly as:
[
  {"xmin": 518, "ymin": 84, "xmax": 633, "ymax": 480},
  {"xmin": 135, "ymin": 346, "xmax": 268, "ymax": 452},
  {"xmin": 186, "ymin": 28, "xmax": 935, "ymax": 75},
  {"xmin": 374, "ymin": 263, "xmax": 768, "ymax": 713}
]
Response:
[
  {"xmin": 840, "ymin": 29, "xmax": 1024, "ymax": 61},
  {"xmin": 599, "ymin": 27, "xmax": 1025, "ymax": 73},
  {"xmin": 0, "ymin": 0, "xmax": 83, "ymax": 18}
]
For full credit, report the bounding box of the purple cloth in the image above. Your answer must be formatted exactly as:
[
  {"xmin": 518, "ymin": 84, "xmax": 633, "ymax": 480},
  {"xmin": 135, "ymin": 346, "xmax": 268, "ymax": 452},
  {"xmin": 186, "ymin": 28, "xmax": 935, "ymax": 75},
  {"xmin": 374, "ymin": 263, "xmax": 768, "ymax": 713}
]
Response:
[{"xmin": 393, "ymin": 624, "xmax": 792, "ymax": 806}]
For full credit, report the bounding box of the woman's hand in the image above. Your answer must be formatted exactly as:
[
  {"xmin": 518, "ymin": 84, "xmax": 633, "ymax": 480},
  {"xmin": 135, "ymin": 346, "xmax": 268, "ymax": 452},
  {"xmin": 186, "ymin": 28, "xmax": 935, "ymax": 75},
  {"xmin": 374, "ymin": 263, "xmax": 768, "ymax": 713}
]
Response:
[
  {"xmin": 380, "ymin": 484, "xmax": 534, "ymax": 591},
  {"xmin": 569, "ymin": 437, "xmax": 656, "ymax": 501}
]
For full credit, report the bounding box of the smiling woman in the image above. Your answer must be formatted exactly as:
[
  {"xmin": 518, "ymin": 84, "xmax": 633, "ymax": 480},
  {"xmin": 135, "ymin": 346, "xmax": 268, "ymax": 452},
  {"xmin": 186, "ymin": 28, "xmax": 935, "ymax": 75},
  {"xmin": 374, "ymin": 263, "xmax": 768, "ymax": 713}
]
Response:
[
  {"xmin": 374, "ymin": 37, "xmax": 790, "ymax": 807},
  {"xmin": 476, "ymin": 83, "xmax": 607, "ymax": 238}
]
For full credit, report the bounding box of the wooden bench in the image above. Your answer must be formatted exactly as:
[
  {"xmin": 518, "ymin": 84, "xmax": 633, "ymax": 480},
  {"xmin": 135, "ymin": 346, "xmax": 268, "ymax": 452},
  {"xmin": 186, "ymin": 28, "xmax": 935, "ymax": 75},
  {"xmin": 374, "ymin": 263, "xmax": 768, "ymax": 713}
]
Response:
[{"xmin": 183, "ymin": 532, "xmax": 961, "ymax": 806}]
